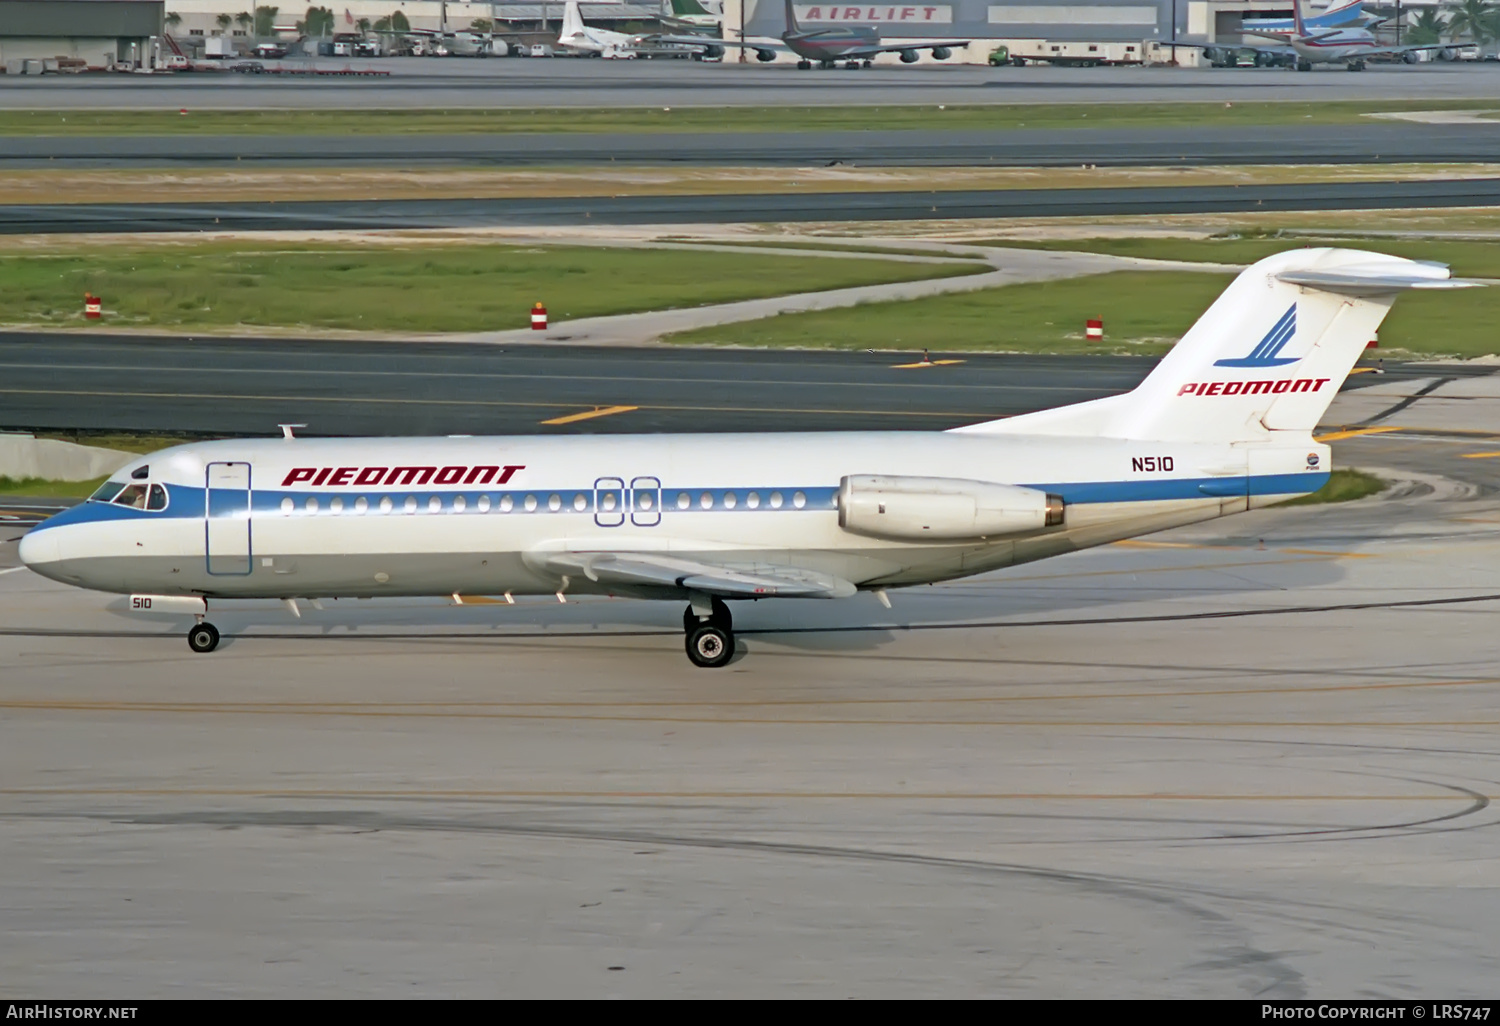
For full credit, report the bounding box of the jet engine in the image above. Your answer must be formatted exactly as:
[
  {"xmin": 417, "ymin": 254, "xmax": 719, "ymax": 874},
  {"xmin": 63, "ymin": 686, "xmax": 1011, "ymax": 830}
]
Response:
[
  {"xmin": 703, "ymin": 44, "xmax": 725, "ymax": 59},
  {"xmin": 898, "ymin": 48, "xmax": 919, "ymax": 63},
  {"xmin": 755, "ymin": 48, "xmax": 777, "ymax": 62},
  {"xmin": 931, "ymin": 46, "xmax": 952, "ymax": 60},
  {"xmin": 838, "ymin": 475, "xmax": 1064, "ymax": 542}
]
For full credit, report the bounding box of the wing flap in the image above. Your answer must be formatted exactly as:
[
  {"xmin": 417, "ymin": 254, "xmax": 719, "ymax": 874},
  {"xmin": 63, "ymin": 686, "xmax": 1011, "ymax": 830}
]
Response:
[{"xmin": 537, "ymin": 551, "xmax": 856, "ymax": 598}]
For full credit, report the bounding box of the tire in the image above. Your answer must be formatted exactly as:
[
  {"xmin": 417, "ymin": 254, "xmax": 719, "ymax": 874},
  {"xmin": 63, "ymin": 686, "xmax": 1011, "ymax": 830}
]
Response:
[
  {"xmin": 685, "ymin": 625, "xmax": 734, "ymax": 668},
  {"xmin": 187, "ymin": 622, "xmax": 220, "ymax": 653}
]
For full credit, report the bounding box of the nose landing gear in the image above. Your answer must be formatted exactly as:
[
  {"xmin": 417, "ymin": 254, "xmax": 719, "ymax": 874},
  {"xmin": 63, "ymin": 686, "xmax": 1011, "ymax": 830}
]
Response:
[
  {"xmin": 187, "ymin": 619, "xmax": 220, "ymax": 653},
  {"xmin": 683, "ymin": 596, "xmax": 734, "ymax": 668}
]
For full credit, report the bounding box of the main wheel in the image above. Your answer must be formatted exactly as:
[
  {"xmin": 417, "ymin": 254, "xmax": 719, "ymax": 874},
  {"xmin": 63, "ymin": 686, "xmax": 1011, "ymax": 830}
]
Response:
[
  {"xmin": 187, "ymin": 622, "xmax": 220, "ymax": 653},
  {"xmin": 797, "ymin": 59, "xmax": 811, "ymax": 70},
  {"xmin": 686, "ymin": 624, "xmax": 734, "ymax": 668}
]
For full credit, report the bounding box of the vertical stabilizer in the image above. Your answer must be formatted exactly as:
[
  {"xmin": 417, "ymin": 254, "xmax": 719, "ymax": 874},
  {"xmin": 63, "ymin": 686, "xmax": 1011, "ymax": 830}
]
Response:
[
  {"xmin": 784, "ymin": 0, "xmax": 801, "ymax": 32},
  {"xmin": 951, "ymin": 249, "xmax": 1476, "ymax": 443},
  {"xmin": 1292, "ymin": 0, "xmax": 1308, "ymax": 36},
  {"xmin": 563, "ymin": 0, "xmax": 587, "ymax": 39}
]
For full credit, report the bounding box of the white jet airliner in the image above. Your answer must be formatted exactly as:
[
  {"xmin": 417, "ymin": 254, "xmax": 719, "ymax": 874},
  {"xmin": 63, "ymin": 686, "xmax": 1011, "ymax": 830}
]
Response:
[{"xmin": 19, "ymin": 249, "xmax": 1473, "ymax": 667}]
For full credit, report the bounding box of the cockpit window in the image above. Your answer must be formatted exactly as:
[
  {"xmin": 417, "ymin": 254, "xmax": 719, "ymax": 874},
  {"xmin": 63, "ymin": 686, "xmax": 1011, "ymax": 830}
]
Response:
[
  {"xmin": 146, "ymin": 484, "xmax": 168, "ymax": 511},
  {"xmin": 131, "ymin": 465, "xmax": 149, "ymax": 480},
  {"xmin": 111, "ymin": 484, "xmax": 150, "ymax": 509},
  {"xmin": 89, "ymin": 480, "xmax": 126, "ymax": 503}
]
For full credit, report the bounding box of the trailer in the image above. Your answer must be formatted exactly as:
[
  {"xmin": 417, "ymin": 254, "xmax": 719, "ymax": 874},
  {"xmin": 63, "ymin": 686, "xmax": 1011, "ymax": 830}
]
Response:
[{"xmin": 1000, "ymin": 41, "xmax": 1144, "ymax": 67}]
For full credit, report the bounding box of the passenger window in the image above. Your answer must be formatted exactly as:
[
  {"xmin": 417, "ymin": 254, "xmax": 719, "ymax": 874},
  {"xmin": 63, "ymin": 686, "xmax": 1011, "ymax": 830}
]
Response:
[
  {"xmin": 146, "ymin": 485, "xmax": 168, "ymax": 511},
  {"xmin": 112, "ymin": 484, "xmax": 150, "ymax": 509}
]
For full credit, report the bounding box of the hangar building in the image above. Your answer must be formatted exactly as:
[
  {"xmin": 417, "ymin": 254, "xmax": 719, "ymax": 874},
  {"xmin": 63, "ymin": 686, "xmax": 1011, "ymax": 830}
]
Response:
[
  {"xmin": 0, "ymin": 0, "xmax": 164, "ymax": 70},
  {"xmin": 729, "ymin": 0, "xmax": 1388, "ymax": 64}
]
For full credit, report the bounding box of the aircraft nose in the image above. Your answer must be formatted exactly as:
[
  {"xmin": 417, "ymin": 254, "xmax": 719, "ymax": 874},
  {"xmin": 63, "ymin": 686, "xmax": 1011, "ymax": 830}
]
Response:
[{"xmin": 17, "ymin": 527, "xmax": 59, "ymax": 570}]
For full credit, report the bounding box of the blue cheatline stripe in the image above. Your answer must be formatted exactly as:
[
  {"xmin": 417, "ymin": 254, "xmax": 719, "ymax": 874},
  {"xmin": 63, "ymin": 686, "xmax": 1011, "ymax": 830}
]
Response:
[{"xmin": 30, "ymin": 472, "xmax": 1332, "ymax": 533}]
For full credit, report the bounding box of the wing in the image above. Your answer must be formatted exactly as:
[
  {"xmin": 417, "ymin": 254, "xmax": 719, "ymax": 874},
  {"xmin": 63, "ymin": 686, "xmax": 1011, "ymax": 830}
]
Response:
[
  {"xmin": 1369, "ymin": 43, "xmax": 1477, "ymax": 55},
  {"xmin": 536, "ymin": 550, "xmax": 856, "ymax": 599},
  {"xmin": 1168, "ymin": 38, "xmax": 1282, "ymax": 55},
  {"xmin": 841, "ymin": 40, "xmax": 971, "ymax": 58},
  {"xmin": 645, "ymin": 34, "xmax": 792, "ymax": 52}
]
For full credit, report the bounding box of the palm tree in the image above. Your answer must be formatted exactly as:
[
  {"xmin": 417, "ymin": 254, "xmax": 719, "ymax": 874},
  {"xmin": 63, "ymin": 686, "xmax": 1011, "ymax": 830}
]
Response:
[
  {"xmin": 235, "ymin": 12, "xmax": 253, "ymax": 32},
  {"xmin": 1447, "ymin": 0, "xmax": 1497, "ymax": 44},
  {"xmin": 254, "ymin": 6, "xmax": 278, "ymax": 37},
  {"xmin": 165, "ymin": 12, "xmax": 182, "ymax": 29},
  {"xmin": 1407, "ymin": 8, "xmax": 1448, "ymax": 45},
  {"xmin": 216, "ymin": 13, "xmax": 233, "ymax": 32},
  {"xmin": 357, "ymin": 17, "xmax": 371, "ymax": 34}
]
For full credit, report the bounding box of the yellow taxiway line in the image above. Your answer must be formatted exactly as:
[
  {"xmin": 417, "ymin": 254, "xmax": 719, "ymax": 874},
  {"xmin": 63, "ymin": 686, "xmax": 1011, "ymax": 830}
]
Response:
[
  {"xmin": 1460, "ymin": 450, "xmax": 1500, "ymax": 459},
  {"xmin": 891, "ymin": 359, "xmax": 966, "ymax": 369},
  {"xmin": 539, "ymin": 405, "xmax": 639, "ymax": 425},
  {"xmin": 1312, "ymin": 426, "xmax": 1404, "ymax": 443}
]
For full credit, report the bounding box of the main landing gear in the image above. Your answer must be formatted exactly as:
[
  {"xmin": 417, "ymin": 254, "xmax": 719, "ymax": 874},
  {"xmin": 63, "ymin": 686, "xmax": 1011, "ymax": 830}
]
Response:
[{"xmin": 683, "ymin": 596, "xmax": 734, "ymax": 668}]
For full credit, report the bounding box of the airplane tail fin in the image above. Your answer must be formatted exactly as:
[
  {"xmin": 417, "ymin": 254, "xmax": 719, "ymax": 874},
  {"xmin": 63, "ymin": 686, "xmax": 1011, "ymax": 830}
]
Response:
[
  {"xmin": 952, "ymin": 249, "xmax": 1477, "ymax": 444},
  {"xmin": 563, "ymin": 0, "xmax": 586, "ymax": 37},
  {"xmin": 784, "ymin": 0, "xmax": 801, "ymax": 31},
  {"xmin": 1292, "ymin": 0, "xmax": 1307, "ymax": 36}
]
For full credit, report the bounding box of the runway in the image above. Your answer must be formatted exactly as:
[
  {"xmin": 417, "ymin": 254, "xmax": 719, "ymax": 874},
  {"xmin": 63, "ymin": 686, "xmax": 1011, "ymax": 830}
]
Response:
[
  {"xmin": 0, "ymin": 332, "xmax": 1465, "ymax": 437},
  {"xmin": 4, "ymin": 424, "xmax": 1500, "ymax": 996},
  {"xmin": 9, "ymin": 176, "xmax": 1500, "ymax": 234},
  {"xmin": 7, "ymin": 122, "xmax": 1500, "ymax": 169},
  {"xmin": 5, "ymin": 59, "xmax": 1500, "ymax": 108}
]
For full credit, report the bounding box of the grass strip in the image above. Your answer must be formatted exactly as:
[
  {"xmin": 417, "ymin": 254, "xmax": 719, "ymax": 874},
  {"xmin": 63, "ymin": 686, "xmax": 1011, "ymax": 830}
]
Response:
[
  {"xmin": 0, "ymin": 242, "xmax": 985, "ymax": 333},
  {"xmin": 667, "ymin": 271, "xmax": 1233, "ymax": 353},
  {"xmin": 666, "ymin": 266, "xmax": 1500, "ymax": 359},
  {"xmin": 2, "ymin": 101, "xmax": 1498, "ymax": 137},
  {"xmin": 0, "ymin": 475, "xmax": 107, "ymax": 498},
  {"xmin": 1276, "ymin": 468, "xmax": 1387, "ymax": 506}
]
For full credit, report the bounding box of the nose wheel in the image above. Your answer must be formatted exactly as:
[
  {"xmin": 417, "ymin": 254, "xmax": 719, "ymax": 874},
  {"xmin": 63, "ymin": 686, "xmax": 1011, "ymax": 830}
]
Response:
[
  {"xmin": 187, "ymin": 621, "xmax": 220, "ymax": 653},
  {"xmin": 683, "ymin": 598, "xmax": 734, "ymax": 668}
]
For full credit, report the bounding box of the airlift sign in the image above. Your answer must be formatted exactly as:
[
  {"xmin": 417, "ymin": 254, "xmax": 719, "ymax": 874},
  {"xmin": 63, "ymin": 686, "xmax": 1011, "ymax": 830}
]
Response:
[{"xmin": 796, "ymin": 5, "xmax": 954, "ymax": 21}]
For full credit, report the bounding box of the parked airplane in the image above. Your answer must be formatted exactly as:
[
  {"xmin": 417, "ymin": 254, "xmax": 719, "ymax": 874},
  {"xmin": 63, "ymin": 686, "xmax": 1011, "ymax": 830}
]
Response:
[
  {"xmin": 19, "ymin": 250, "xmax": 1474, "ymax": 667},
  {"xmin": 402, "ymin": 28, "xmax": 508, "ymax": 57},
  {"xmin": 654, "ymin": 0, "xmax": 971, "ymax": 68},
  {"xmin": 659, "ymin": 0, "xmax": 722, "ymax": 31},
  {"xmin": 555, "ymin": 0, "xmax": 652, "ymax": 57},
  {"xmin": 1179, "ymin": 0, "xmax": 1469, "ymax": 70},
  {"xmin": 1241, "ymin": 0, "xmax": 1370, "ymax": 33}
]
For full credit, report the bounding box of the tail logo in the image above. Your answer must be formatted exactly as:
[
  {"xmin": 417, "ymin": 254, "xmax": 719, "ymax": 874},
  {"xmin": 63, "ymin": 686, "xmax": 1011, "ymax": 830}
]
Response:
[{"xmin": 1213, "ymin": 304, "xmax": 1300, "ymax": 368}]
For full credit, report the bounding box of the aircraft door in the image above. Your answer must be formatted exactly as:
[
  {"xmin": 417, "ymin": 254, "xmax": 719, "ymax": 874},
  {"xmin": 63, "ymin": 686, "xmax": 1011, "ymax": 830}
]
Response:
[
  {"xmin": 205, "ymin": 461, "xmax": 253, "ymax": 575},
  {"xmin": 594, "ymin": 477, "xmax": 626, "ymax": 527},
  {"xmin": 630, "ymin": 476, "xmax": 661, "ymax": 526}
]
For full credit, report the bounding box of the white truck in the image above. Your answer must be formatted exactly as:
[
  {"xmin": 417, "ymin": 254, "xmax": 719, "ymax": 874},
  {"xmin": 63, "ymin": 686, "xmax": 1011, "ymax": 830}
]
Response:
[{"xmin": 205, "ymin": 36, "xmax": 233, "ymax": 59}]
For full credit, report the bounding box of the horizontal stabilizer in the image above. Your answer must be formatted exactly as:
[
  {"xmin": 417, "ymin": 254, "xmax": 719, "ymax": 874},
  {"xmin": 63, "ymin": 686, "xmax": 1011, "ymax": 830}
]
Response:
[{"xmin": 1277, "ymin": 265, "xmax": 1481, "ymax": 295}]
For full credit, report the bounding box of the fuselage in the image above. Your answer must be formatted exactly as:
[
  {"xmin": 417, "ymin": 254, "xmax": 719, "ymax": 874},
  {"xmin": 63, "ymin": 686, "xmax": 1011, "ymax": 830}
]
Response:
[
  {"xmin": 20, "ymin": 431, "xmax": 1326, "ymax": 602},
  {"xmin": 784, "ymin": 27, "xmax": 881, "ymax": 59}
]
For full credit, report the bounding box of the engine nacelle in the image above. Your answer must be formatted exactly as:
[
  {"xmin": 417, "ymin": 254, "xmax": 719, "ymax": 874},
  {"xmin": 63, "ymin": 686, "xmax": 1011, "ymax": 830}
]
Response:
[
  {"xmin": 703, "ymin": 44, "xmax": 725, "ymax": 59},
  {"xmin": 931, "ymin": 46, "xmax": 952, "ymax": 60},
  {"xmin": 838, "ymin": 475, "xmax": 1064, "ymax": 542},
  {"xmin": 898, "ymin": 48, "xmax": 919, "ymax": 63},
  {"xmin": 755, "ymin": 48, "xmax": 777, "ymax": 62}
]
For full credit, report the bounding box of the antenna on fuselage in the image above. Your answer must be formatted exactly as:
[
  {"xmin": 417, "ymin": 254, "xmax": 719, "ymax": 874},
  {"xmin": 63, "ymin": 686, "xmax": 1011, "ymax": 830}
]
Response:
[{"xmin": 278, "ymin": 423, "xmax": 307, "ymax": 440}]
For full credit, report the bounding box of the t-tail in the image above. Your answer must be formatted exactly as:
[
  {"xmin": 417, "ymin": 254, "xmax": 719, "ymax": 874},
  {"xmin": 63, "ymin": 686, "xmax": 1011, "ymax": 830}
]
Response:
[{"xmin": 954, "ymin": 248, "xmax": 1478, "ymax": 445}]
